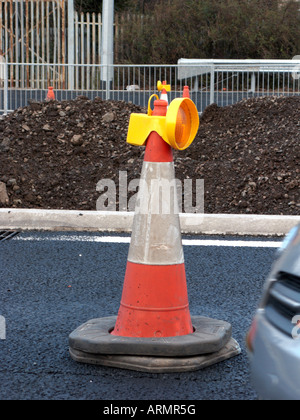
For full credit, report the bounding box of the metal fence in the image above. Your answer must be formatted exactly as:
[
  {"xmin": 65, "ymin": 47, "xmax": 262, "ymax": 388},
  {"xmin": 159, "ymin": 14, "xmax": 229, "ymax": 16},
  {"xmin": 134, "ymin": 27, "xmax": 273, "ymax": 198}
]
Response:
[
  {"xmin": 0, "ymin": 0, "xmax": 68, "ymax": 65},
  {"xmin": 0, "ymin": 1, "xmax": 148, "ymax": 69},
  {"xmin": 1, "ymin": 59, "xmax": 300, "ymax": 115}
]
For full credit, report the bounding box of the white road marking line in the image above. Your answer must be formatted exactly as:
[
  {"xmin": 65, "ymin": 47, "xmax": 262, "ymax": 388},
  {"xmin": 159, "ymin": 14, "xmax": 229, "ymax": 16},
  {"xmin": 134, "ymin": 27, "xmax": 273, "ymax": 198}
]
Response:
[{"xmin": 14, "ymin": 235, "xmax": 282, "ymax": 248}]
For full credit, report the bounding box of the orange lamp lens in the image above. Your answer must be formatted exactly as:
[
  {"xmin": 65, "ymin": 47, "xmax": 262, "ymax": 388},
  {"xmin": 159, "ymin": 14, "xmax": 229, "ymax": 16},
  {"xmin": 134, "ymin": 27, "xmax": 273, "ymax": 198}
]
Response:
[
  {"xmin": 175, "ymin": 102, "xmax": 190, "ymax": 149},
  {"xmin": 166, "ymin": 98, "xmax": 199, "ymax": 150}
]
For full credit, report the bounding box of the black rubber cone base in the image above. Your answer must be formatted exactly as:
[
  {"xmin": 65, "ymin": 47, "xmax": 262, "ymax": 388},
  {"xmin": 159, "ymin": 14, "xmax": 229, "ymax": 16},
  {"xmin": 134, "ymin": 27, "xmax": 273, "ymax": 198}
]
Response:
[
  {"xmin": 69, "ymin": 316, "xmax": 241, "ymax": 372},
  {"xmin": 69, "ymin": 337, "xmax": 240, "ymax": 373}
]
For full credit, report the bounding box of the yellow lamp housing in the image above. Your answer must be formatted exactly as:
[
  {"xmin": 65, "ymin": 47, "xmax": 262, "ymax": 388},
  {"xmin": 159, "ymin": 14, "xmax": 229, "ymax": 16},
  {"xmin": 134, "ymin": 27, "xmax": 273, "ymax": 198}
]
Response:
[
  {"xmin": 126, "ymin": 97, "xmax": 199, "ymax": 151},
  {"xmin": 157, "ymin": 80, "xmax": 171, "ymax": 93}
]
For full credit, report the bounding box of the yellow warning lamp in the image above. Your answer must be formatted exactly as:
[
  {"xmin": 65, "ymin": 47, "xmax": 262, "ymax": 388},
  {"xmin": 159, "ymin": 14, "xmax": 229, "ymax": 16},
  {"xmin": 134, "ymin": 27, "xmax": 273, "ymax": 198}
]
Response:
[
  {"xmin": 127, "ymin": 91, "xmax": 199, "ymax": 151},
  {"xmin": 157, "ymin": 80, "xmax": 171, "ymax": 94}
]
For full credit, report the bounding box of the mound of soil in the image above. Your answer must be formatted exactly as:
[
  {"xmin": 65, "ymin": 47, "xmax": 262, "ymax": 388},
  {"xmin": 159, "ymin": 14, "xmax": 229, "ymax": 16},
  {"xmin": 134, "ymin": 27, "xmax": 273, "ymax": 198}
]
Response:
[{"xmin": 0, "ymin": 95, "xmax": 299, "ymax": 215}]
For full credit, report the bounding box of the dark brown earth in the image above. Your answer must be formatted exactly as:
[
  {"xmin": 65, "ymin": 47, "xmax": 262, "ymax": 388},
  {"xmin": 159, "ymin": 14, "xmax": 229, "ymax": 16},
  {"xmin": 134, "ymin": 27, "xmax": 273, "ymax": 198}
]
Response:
[{"xmin": 0, "ymin": 95, "xmax": 299, "ymax": 215}]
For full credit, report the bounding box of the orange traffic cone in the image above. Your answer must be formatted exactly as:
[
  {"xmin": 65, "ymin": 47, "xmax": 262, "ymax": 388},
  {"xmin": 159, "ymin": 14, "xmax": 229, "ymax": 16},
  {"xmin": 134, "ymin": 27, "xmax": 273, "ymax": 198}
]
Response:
[
  {"xmin": 160, "ymin": 81, "xmax": 169, "ymax": 104},
  {"xmin": 183, "ymin": 85, "xmax": 190, "ymax": 98},
  {"xmin": 157, "ymin": 80, "xmax": 170, "ymax": 105},
  {"xmin": 46, "ymin": 86, "xmax": 55, "ymax": 101},
  {"xmin": 69, "ymin": 91, "xmax": 241, "ymax": 373},
  {"xmin": 111, "ymin": 99, "xmax": 193, "ymax": 338}
]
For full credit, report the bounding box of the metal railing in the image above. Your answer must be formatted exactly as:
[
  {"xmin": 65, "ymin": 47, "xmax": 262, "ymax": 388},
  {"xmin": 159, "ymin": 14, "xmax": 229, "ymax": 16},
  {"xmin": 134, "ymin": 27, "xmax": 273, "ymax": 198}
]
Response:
[
  {"xmin": 178, "ymin": 58, "xmax": 300, "ymax": 107},
  {"xmin": 1, "ymin": 60, "xmax": 300, "ymax": 115}
]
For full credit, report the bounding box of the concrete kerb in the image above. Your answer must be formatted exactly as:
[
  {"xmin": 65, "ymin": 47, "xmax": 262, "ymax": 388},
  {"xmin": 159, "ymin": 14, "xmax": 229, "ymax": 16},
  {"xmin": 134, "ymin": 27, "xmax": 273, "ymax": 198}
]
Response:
[{"xmin": 0, "ymin": 208, "xmax": 300, "ymax": 236}]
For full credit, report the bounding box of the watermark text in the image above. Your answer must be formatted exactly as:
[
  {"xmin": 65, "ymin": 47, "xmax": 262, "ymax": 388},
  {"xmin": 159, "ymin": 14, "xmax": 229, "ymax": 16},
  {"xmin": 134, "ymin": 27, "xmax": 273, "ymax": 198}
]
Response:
[{"xmin": 96, "ymin": 171, "xmax": 204, "ymax": 214}]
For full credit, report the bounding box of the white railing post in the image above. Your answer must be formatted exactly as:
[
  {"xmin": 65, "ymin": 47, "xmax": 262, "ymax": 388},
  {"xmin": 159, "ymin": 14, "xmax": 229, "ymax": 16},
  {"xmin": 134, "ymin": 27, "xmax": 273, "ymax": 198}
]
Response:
[
  {"xmin": 210, "ymin": 66, "xmax": 215, "ymax": 104},
  {"xmin": 250, "ymin": 72, "xmax": 256, "ymax": 94}
]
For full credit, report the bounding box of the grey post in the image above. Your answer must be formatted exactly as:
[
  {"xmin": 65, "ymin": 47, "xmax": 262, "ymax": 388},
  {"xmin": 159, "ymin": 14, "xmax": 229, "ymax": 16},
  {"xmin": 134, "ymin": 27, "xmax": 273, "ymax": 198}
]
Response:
[
  {"xmin": 210, "ymin": 66, "xmax": 215, "ymax": 105},
  {"xmin": 68, "ymin": 0, "xmax": 75, "ymax": 90}
]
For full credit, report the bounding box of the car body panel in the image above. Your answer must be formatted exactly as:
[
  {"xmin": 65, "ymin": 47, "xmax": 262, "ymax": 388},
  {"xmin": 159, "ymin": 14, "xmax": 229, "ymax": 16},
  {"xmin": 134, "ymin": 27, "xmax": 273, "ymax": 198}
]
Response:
[
  {"xmin": 248, "ymin": 224, "xmax": 300, "ymax": 400},
  {"xmin": 251, "ymin": 310, "xmax": 300, "ymax": 400}
]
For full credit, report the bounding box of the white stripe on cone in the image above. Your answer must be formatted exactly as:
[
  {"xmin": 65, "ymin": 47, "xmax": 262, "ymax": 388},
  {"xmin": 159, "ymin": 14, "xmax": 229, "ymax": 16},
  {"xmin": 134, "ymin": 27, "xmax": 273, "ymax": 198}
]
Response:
[
  {"xmin": 127, "ymin": 161, "xmax": 184, "ymax": 266},
  {"xmin": 160, "ymin": 92, "xmax": 168, "ymax": 104}
]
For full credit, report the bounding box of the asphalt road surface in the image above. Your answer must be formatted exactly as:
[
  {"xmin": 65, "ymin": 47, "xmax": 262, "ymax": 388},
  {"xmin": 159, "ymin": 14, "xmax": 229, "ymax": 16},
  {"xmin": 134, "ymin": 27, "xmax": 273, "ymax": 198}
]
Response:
[{"xmin": 0, "ymin": 231, "xmax": 282, "ymax": 401}]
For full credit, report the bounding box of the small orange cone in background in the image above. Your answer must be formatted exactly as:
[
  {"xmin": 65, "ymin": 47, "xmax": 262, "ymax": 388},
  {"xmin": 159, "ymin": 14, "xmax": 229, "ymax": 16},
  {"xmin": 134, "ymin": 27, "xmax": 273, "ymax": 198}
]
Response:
[
  {"xmin": 69, "ymin": 83, "xmax": 241, "ymax": 373},
  {"xmin": 46, "ymin": 86, "xmax": 55, "ymax": 101},
  {"xmin": 157, "ymin": 80, "xmax": 170, "ymax": 105},
  {"xmin": 183, "ymin": 85, "xmax": 190, "ymax": 98}
]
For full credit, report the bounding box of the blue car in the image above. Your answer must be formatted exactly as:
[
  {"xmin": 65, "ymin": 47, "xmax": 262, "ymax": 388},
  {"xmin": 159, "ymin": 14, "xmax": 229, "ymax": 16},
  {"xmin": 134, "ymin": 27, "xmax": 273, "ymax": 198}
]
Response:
[{"xmin": 247, "ymin": 224, "xmax": 300, "ymax": 400}]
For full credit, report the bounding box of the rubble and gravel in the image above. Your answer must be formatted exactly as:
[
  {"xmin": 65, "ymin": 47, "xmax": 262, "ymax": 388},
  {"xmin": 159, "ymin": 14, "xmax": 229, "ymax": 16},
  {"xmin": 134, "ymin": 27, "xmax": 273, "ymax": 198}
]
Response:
[{"xmin": 0, "ymin": 95, "xmax": 299, "ymax": 215}]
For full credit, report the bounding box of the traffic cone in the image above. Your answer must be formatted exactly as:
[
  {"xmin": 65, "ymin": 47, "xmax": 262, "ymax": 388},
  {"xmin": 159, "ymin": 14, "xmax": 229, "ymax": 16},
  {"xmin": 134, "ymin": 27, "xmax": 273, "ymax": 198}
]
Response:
[
  {"xmin": 157, "ymin": 80, "xmax": 170, "ymax": 105},
  {"xmin": 111, "ymin": 99, "xmax": 193, "ymax": 338},
  {"xmin": 46, "ymin": 86, "xmax": 55, "ymax": 101},
  {"xmin": 183, "ymin": 85, "xmax": 190, "ymax": 98},
  {"xmin": 160, "ymin": 81, "xmax": 169, "ymax": 104},
  {"xmin": 69, "ymin": 90, "xmax": 241, "ymax": 373}
]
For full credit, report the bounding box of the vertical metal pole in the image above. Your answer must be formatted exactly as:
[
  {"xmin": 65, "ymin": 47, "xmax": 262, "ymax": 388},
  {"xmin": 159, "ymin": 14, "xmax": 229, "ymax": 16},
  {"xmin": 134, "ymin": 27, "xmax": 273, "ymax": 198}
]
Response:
[
  {"xmin": 251, "ymin": 72, "xmax": 256, "ymax": 93},
  {"xmin": 15, "ymin": 0, "xmax": 19, "ymax": 88},
  {"xmin": 4, "ymin": 58, "xmax": 8, "ymax": 115},
  {"xmin": 20, "ymin": 0, "xmax": 25, "ymax": 89},
  {"xmin": 86, "ymin": 12, "xmax": 90, "ymax": 89},
  {"xmin": 0, "ymin": 2, "xmax": 3, "ymax": 52},
  {"xmin": 25, "ymin": 0, "xmax": 29, "ymax": 88},
  {"xmin": 61, "ymin": 0, "xmax": 66, "ymax": 89},
  {"xmin": 9, "ymin": 0, "xmax": 13, "ymax": 86},
  {"xmin": 210, "ymin": 66, "xmax": 215, "ymax": 104},
  {"xmin": 68, "ymin": 0, "xmax": 74, "ymax": 90},
  {"xmin": 101, "ymin": 0, "xmax": 114, "ymax": 99}
]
